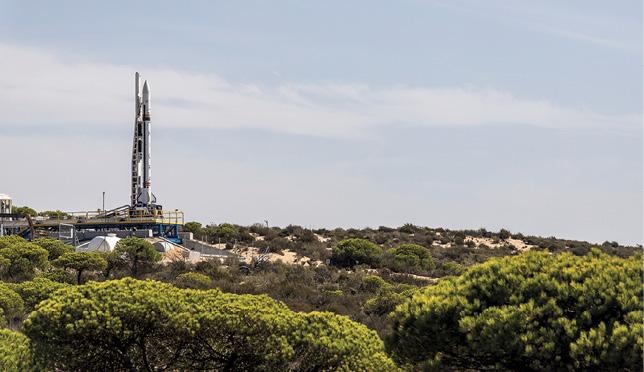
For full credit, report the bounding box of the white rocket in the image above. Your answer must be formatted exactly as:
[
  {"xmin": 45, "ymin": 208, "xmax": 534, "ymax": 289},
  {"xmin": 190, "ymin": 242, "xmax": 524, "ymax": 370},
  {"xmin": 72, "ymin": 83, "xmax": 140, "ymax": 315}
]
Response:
[{"xmin": 131, "ymin": 72, "xmax": 158, "ymax": 211}]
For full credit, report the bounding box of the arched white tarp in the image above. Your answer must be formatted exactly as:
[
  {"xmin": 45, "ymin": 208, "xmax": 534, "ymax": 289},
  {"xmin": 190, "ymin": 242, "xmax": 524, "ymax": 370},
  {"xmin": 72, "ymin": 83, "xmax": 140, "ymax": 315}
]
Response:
[{"xmin": 78, "ymin": 234, "xmax": 121, "ymax": 252}]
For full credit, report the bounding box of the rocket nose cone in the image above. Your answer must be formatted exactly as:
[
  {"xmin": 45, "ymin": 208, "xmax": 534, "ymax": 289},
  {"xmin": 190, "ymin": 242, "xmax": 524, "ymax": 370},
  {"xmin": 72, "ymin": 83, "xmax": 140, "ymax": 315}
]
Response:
[
  {"xmin": 142, "ymin": 80, "xmax": 149, "ymax": 96},
  {"xmin": 142, "ymin": 80, "xmax": 151, "ymax": 119}
]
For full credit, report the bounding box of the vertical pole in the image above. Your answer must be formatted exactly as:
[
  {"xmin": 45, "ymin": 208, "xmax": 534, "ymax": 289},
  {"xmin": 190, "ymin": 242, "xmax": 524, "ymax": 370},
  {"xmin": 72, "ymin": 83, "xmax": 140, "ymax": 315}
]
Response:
[
  {"xmin": 103, "ymin": 192, "xmax": 106, "ymax": 223},
  {"xmin": 265, "ymin": 220, "xmax": 270, "ymax": 255}
]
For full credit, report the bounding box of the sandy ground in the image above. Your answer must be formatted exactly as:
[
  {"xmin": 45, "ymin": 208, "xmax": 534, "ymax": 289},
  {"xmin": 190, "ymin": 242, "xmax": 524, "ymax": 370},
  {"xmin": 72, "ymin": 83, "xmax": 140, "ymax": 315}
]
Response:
[
  {"xmin": 464, "ymin": 236, "xmax": 501, "ymax": 248},
  {"xmin": 464, "ymin": 236, "xmax": 535, "ymax": 251},
  {"xmin": 315, "ymin": 234, "xmax": 331, "ymax": 243},
  {"xmin": 506, "ymin": 238, "xmax": 533, "ymax": 251},
  {"xmin": 163, "ymin": 233, "xmax": 536, "ymax": 269},
  {"xmin": 162, "ymin": 248, "xmax": 188, "ymax": 262},
  {"xmin": 238, "ymin": 247, "xmax": 322, "ymax": 267},
  {"xmin": 431, "ymin": 241, "xmax": 452, "ymax": 248},
  {"xmin": 405, "ymin": 273, "xmax": 439, "ymax": 283},
  {"xmin": 364, "ymin": 268, "xmax": 437, "ymax": 283}
]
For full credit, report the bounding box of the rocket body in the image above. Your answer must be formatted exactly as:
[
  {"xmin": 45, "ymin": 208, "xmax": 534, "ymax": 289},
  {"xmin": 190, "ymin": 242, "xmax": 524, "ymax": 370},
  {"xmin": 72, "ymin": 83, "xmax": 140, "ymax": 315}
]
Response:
[{"xmin": 131, "ymin": 73, "xmax": 156, "ymax": 211}]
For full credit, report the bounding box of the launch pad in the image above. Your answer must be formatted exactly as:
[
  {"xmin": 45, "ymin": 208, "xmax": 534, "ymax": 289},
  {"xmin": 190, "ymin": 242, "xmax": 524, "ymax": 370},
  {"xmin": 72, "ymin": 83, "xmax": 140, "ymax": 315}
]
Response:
[
  {"xmin": 0, "ymin": 208, "xmax": 184, "ymax": 243},
  {"xmin": 0, "ymin": 73, "xmax": 185, "ymax": 245}
]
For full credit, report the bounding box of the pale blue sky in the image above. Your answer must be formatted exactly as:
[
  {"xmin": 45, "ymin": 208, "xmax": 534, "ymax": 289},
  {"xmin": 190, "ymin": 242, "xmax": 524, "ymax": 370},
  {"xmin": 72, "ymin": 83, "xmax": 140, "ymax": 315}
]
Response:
[{"xmin": 0, "ymin": 0, "xmax": 641, "ymax": 244}]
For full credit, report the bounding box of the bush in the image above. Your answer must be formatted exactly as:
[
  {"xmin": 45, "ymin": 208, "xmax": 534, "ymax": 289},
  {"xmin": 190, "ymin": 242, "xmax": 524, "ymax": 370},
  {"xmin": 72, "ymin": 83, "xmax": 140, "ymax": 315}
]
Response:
[
  {"xmin": 182, "ymin": 221, "xmax": 203, "ymax": 236},
  {"xmin": 331, "ymin": 238, "xmax": 383, "ymax": 268},
  {"xmin": 499, "ymin": 228, "xmax": 511, "ymax": 240},
  {"xmin": 205, "ymin": 223, "xmax": 239, "ymax": 243},
  {"xmin": 24, "ymin": 278, "xmax": 396, "ymax": 371},
  {"xmin": 291, "ymin": 311, "xmax": 398, "ymax": 371},
  {"xmin": 0, "ymin": 242, "xmax": 49, "ymax": 282},
  {"xmin": 0, "ymin": 236, "xmax": 26, "ymax": 249},
  {"xmin": 175, "ymin": 272, "xmax": 212, "ymax": 289},
  {"xmin": 384, "ymin": 244, "xmax": 434, "ymax": 274},
  {"xmin": 13, "ymin": 277, "xmax": 68, "ymax": 312},
  {"xmin": 0, "ymin": 329, "xmax": 36, "ymax": 371},
  {"xmin": 249, "ymin": 223, "xmax": 270, "ymax": 236},
  {"xmin": 387, "ymin": 250, "xmax": 643, "ymax": 370},
  {"xmin": 298, "ymin": 229, "xmax": 317, "ymax": 243},
  {"xmin": 361, "ymin": 275, "xmax": 387, "ymax": 293},
  {"xmin": 399, "ymin": 223, "xmax": 417, "ymax": 234},
  {"xmin": 40, "ymin": 269, "xmax": 75, "ymax": 284},
  {"xmin": 110, "ymin": 237, "xmax": 161, "ymax": 277},
  {"xmin": 363, "ymin": 290, "xmax": 408, "ymax": 317},
  {"xmin": 52, "ymin": 252, "xmax": 107, "ymax": 284},
  {"xmin": 32, "ymin": 238, "xmax": 73, "ymax": 261},
  {"xmin": 0, "ymin": 283, "xmax": 24, "ymax": 327}
]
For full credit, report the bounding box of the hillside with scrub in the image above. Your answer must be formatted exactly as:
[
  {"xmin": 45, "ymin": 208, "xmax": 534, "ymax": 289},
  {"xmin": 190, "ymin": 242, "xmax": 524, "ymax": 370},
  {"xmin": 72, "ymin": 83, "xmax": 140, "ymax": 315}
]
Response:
[{"xmin": 0, "ymin": 223, "xmax": 641, "ymax": 371}]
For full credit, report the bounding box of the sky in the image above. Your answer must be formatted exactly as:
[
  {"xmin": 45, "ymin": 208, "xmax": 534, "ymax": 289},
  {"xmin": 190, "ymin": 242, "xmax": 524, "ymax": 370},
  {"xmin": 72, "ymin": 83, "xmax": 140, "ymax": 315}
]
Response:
[{"xmin": 0, "ymin": 0, "xmax": 641, "ymax": 244}]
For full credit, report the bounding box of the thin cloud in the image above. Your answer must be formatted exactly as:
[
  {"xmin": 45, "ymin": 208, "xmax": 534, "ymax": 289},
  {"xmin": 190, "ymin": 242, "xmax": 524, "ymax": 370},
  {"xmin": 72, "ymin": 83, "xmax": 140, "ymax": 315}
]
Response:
[
  {"xmin": 430, "ymin": 0, "xmax": 641, "ymax": 53},
  {"xmin": 534, "ymin": 24, "xmax": 641, "ymax": 53},
  {"xmin": 0, "ymin": 44, "xmax": 638, "ymax": 138}
]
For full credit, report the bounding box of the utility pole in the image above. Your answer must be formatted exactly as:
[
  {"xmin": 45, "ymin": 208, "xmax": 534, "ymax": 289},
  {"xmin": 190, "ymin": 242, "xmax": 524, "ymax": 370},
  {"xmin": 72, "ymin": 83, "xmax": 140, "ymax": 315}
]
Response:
[
  {"xmin": 264, "ymin": 219, "xmax": 270, "ymax": 255},
  {"xmin": 102, "ymin": 192, "xmax": 106, "ymax": 223}
]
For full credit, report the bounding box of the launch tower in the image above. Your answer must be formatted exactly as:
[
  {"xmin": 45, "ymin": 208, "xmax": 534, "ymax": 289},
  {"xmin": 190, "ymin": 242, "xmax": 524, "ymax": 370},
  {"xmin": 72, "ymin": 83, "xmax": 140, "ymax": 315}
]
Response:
[{"xmin": 131, "ymin": 72, "xmax": 161, "ymax": 213}]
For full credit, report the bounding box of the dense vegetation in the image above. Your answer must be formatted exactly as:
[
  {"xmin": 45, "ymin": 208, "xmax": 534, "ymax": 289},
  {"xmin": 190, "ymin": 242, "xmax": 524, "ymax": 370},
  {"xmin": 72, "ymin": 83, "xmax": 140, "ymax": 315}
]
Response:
[
  {"xmin": 25, "ymin": 279, "xmax": 394, "ymax": 371},
  {"xmin": 0, "ymin": 221, "xmax": 641, "ymax": 371},
  {"xmin": 387, "ymin": 250, "xmax": 643, "ymax": 370}
]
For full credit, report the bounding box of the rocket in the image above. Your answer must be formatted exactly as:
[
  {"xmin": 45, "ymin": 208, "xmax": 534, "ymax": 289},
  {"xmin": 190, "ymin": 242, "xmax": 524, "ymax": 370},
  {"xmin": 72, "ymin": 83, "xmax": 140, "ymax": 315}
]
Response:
[{"xmin": 131, "ymin": 72, "xmax": 157, "ymax": 211}]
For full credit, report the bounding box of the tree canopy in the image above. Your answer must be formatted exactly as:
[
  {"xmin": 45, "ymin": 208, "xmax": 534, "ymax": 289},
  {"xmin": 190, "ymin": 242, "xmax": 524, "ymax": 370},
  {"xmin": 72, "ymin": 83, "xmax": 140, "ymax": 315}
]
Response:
[
  {"xmin": 0, "ymin": 329, "xmax": 35, "ymax": 372},
  {"xmin": 111, "ymin": 237, "xmax": 161, "ymax": 277},
  {"xmin": 291, "ymin": 311, "xmax": 397, "ymax": 371},
  {"xmin": 0, "ymin": 242, "xmax": 49, "ymax": 282},
  {"xmin": 52, "ymin": 252, "xmax": 107, "ymax": 284},
  {"xmin": 182, "ymin": 221, "xmax": 203, "ymax": 235},
  {"xmin": 10, "ymin": 206, "xmax": 36, "ymax": 217},
  {"xmin": 32, "ymin": 238, "xmax": 74, "ymax": 261},
  {"xmin": 11, "ymin": 277, "xmax": 68, "ymax": 313},
  {"xmin": 24, "ymin": 278, "xmax": 396, "ymax": 371},
  {"xmin": 0, "ymin": 236, "xmax": 26, "ymax": 250},
  {"xmin": 387, "ymin": 250, "xmax": 643, "ymax": 370},
  {"xmin": 0, "ymin": 283, "xmax": 23, "ymax": 327},
  {"xmin": 205, "ymin": 223, "xmax": 240, "ymax": 242}
]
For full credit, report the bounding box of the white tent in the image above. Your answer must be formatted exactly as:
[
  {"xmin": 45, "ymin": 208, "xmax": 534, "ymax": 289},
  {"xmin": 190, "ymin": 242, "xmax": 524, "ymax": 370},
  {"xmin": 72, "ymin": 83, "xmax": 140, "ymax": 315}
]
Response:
[
  {"xmin": 153, "ymin": 241, "xmax": 175, "ymax": 253},
  {"xmin": 78, "ymin": 234, "xmax": 121, "ymax": 252}
]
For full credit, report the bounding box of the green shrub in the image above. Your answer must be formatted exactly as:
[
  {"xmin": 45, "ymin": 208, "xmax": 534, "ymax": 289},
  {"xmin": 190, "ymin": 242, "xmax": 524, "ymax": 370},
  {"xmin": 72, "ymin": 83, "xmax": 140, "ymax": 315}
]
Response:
[
  {"xmin": 361, "ymin": 275, "xmax": 388, "ymax": 292},
  {"xmin": 399, "ymin": 223, "xmax": 417, "ymax": 234},
  {"xmin": 52, "ymin": 252, "xmax": 107, "ymax": 284},
  {"xmin": 175, "ymin": 272, "xmax": 212, "ymax": 289},
  {"xmin": 13, "ymin": 277, "xmax": 68, "ymax": 313},
  {"xmin": 0, "ymin": 242, "xmax": 49, "ymax": 282},
  {"xmin": 0, "ymin": 329, "xmax": 36, "ymax": 371},
  {"xmin": 25, "ymin": 278, "xmax": 397, "ymax": 371},
  {"xmin": 182, "ymin": 221, "xmax": 203, "ymax": 236},
  {"xmin": 110, "ymin": 237, "xmax": 161, "ymax": 277},
  {"xmin": 0, "ymin": 283, "xmax": 24, "ymax": 326},
  {"xmin": 39, "ymin": 269, "xmax": 75, "ymax": 284},
  {"xmin": 331, "ymin": 238, "xmax": 382, "ymax": 268},
  {"xmin": 0, "ymin": 236, "xmax": 25, "ymax": 249},
  {"xmin": 385, "ymin": 244, "xmax": 434, "ymax": 274},
  {"xmin": 32, "ymin": 238, "xmax": 73, "ymax": 261},
  {"xmin": 387, "ymin": 251, "xmax": 644, "ymax": 370},
  {"xmin": 498, "ymin": 228, "xmax": 511, "ymax": 240}
]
